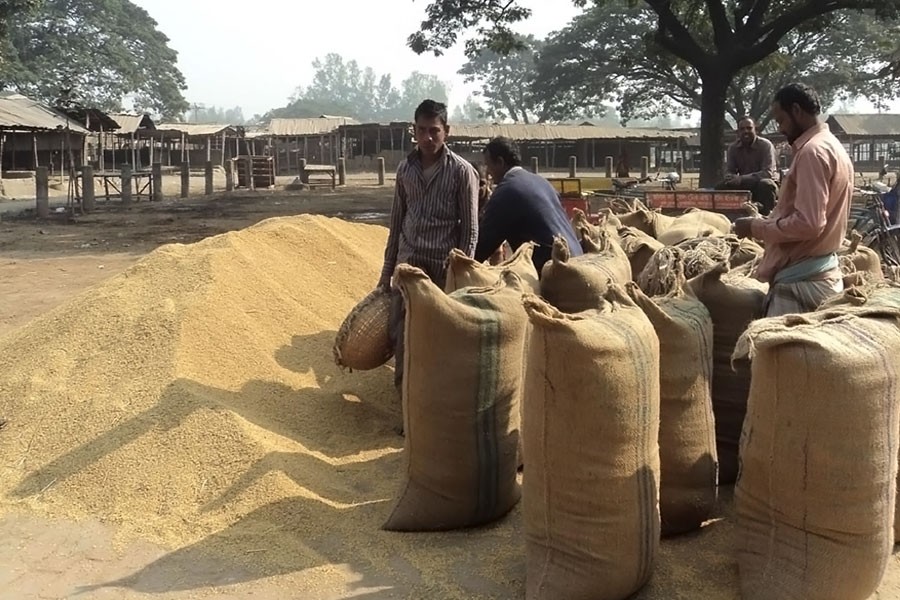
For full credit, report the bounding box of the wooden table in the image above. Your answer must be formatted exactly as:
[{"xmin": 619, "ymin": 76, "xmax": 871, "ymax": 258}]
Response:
[{"xmin": 302, "ymin": 164, "xmax": 336, "ymax": 190}]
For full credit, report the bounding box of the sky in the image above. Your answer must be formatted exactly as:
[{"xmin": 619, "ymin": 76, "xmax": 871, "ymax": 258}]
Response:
[{"xmin": 131, "ymin": 0, "xmax": 584, "ymax": 119}]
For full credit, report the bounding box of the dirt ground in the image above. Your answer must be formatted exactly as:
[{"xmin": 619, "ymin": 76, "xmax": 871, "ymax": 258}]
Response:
[{"xmin": 2, "ymin": 179, "xmax": 900, "ymax": 599}]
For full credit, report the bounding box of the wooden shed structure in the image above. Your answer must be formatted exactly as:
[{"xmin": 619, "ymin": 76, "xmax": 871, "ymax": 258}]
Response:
[
  {"xmin": 106, "ymin": 113, "xmax": 156, "ymax": 169},
  {"xmin": 0, "ymin": 92, "xmax": 90, "ymax": 176},
  {"xmin": 259, "ymin": 116, "xmax": 358, "ymax": 175},
  {"xmin": 337, "ymin": 122, "xmax": 692, "ymax": 174},
  {"xmin": 338, "ymin": 122, "xmax": 416, "ymax": 172},
  {"xmin": 826, "ymin": 114, "xmax": 900, "ymax": 170},
  {"xmin": 136, "ymin": 123, "xmax": 244, "ymax": 168}
]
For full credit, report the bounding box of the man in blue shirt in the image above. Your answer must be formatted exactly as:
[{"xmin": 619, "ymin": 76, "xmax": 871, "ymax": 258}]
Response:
[{"xmin": 475, "ymin": 137, "xmax": 583, "ymax": 273}]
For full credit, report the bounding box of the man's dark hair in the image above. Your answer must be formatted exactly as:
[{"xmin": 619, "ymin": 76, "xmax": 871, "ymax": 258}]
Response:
[
  {"xmin": 414, "ymin": 99, "xmax": 448, "ymax": 126},
  {"xmin": 483, "ymin": 137, "xmax": 522, "ymax": 167},
  {"xmin": 737, "ymin": 115, "xmax": 755, "ymax": 125},
  {"xmin": 773, "ymin": 83, "xmax": 822, "ymax": 116}
]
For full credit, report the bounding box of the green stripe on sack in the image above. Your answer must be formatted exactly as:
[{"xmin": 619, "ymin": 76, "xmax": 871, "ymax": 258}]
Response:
[
  {"xmin": 616, "ymin": 311, "xmax": 658, "ymax": 587},
  {"xmin": 456, "ymin": 294, "xmax": 502, "ymax": 522}
]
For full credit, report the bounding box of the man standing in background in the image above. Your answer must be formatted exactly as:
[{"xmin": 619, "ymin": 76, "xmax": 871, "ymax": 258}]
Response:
[
  {"xmin": 717, "ymin": 115, "xmax": 779, "ymax": 214},
  {"xmin": 734, "ymin": 83, "xmax": 853, "ymax": 317},
  {"xmin": 378, "ymin": 99, "xmax": 480, "ymax": 392}
]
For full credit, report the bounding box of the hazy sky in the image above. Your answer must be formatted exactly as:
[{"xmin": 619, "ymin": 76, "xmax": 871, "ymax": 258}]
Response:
[{"xmin": 132, "ymin": 0, "xmax": 583, "ymax": 118}]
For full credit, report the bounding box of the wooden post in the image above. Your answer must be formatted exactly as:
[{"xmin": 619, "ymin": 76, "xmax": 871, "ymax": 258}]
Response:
[
  {"xmin": 530, "ymin": 156, "xmax": 539, "ymax": 174},
  {"xmin": 35, "ymin": 166, "xmax": 49, "ymax": 218},
  {"xmin": 121, "ymin": 164, "xmax": 132, "ymax": 207},
  {"xmin": 180, "ymin": 162, "xmax": 190, "ymax": 199},
  {"xmin": 82, "ymin": 165, "xmax": 95, "ymax": 213},
  {"xmin": 244, "ymin": 157, "xmax": 254, "ymax": 191},
  {"xmin": 225, "ymin": 159, "xmax": 234, "ymax": 191},
  {"xmin": 568, "ymin": 155, "xmax": 576, "ymax": 178},
  {"xmin": 676, "ymin": 158, "xmax": 684, "ymax": 177},
  {"xmin": 338, "ymin": 157, "xmax": 346, "ymax": 186},
  {"xmin": 205, "ymin": 161, "xmax": 214, "ymax": 195},
  {"xmin": 605, "ymin": 156, "xmax": 614, "ymax": 178},
  {"xmin": 152, "ymin": 162, "xmax": 163, "ymax": 201},
  {"xmin": 299, "ymin": 158, "xmax": 308, "ymax": 184},
  {"xmin": 641, "ymin": 156, "xmax": 649, "ymax": 179},
  {"xmin": 377, "ymin": 157, "xmax": 385, "ymax": 185}
]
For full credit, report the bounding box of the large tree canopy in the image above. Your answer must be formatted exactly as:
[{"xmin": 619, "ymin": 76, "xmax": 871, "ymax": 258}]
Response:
[
  {"xmin": 459, "ymin": 35, "xmax": 555, "ymax": 123},
  {"xmin": 0, "ymin": 0, "xmax": 188, "ymax": 119},
  {"xmin": 533, "ymin": 3, "xmax": 900, "ymax": 132},
  {"xmin": 409, "ymin": 0, "xmax": 900, "ymax": 185},
  {"xmin": 267, "ymin": 53, "xmax": 450, "ymax": 122}
]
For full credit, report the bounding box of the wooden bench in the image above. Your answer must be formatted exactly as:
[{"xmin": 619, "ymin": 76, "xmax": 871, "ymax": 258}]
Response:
[{"xmin": 302, "ymin": 164, "xmax": 336, "ymax": 190}]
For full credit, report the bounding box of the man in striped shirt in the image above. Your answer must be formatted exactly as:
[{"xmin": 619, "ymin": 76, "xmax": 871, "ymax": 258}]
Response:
[{"xmin": 378, "ymin": 99, "xmax": 480, "ymax": 390}]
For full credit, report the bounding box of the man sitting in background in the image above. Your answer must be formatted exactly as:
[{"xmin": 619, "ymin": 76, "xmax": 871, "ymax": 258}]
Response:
[
  {"xmin": 716, "ymin": 116, "xmax": 779, "ymax": 214},
  {"xmin": 475, "ymin": 137, "xmax": 582, "ymax": 274}
]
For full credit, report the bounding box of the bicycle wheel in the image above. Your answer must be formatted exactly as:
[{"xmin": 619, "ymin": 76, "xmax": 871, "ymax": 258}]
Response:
[{"xmin": 883, "ymin": 228, "xmax": 900, "ymax": 267}]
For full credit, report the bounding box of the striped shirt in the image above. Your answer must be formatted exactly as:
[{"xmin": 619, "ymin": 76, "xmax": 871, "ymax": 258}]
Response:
[{"xmin": 380, "ymin": 146, "xmax": 480, "ymax": 287}]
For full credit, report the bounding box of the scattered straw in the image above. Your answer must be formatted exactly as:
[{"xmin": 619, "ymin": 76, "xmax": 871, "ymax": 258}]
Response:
[{"xmin": 637, "ymin": 247, "xmax": 687, "ymax": 297}]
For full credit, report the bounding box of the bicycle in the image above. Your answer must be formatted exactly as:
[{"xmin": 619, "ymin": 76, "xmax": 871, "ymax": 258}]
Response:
[{"xmin": 848, "ymin": 191, "xmax": 900, "ymax": 267}]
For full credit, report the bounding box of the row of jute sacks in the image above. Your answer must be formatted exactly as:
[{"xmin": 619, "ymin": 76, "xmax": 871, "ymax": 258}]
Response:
[{"xmin": 333, "ymin": 204, "xmax": 896, "ymax": 600}]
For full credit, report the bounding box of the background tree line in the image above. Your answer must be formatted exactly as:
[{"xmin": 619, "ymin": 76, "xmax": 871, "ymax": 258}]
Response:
[
  {"xmin": 2, "ymin": 0, "xmax": 900, "ymax": 183},
  {"xmin": 411, "ymin": 0, "xmax": 900, "ymax": 185}
]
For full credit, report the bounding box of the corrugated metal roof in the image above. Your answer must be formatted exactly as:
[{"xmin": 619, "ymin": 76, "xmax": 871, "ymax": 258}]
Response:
[
  {"xmin": 266, "ymin": 116, "xmax": 358, "ymax": 136},
  {"xmin": 243, "ymin": 126, "xmax": 270, "ymax": 139},
  {"xmin": 109, "ymin": 113, "xmax": 155, "ymax": 134},
  {"xmin": 445, "ymin": 123, "xmax": 687, "ymax": 141},
  {"xmin": 155, "ymin": 123, "xmax": 236, "ymax": 136},
  {"xmin": 827, "ymin": 114, "xmax": 900, "ymax": 136},
  {"xmin": 0, "ymin": 92, "xmax": 90, "ymax": 133}
]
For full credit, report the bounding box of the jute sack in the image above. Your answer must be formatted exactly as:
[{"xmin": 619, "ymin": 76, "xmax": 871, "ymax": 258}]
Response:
[
  {"xmin": 571, "ymin": 208, "xmax": 619, "ymax": 249},
  {"xmin": 816, "ymin": 282, "xmax": 900, "ymax": 546},
  {"xmin": 626, "ymin": 253, "xmax": 717, "ymax": 537},
  {"xmin": 444, "ymin": 242, "xmax": 540, "ymax": 294},
  {"xmin": 655, "ymin": 209, "xmax": 729, "ymax": 246},
  {"xmin": 614, "ymin": 205, "xmax": 677, "ymax": 239},
  {"xmin": 839, "ymin": 230, "xmax": 884, "ymax": 282},
  {"xmin": 677, "ymin": 207, "xmax": 732, "ymax": 234},
  {"xmin": 540, "ymin": 234, "xmax": 633, "ymax": 313},
  {"xmin": 522, "ymin": 286, "xmax": 660, "ymax": 600},
  {"xmin": 687, "ymin": 263, "xmax": 767, "ymax": 484},
  {"xmin": 333, "ymin": 287, "xmax": 393, "ymax": 371},
  {"xmin": 728, "ymin": 236, "xmax": 764, "ymax": 268},
  {"xmin": 734, "ymin": 308, "xmax": 900, "ymax": 600},
  {"xmin": 383, "ymin": 265, "xmax": 527, "ymax": 531},
  {"xmin": 618, "ymin": 226, "xmax": 664, "ymax": 279}
]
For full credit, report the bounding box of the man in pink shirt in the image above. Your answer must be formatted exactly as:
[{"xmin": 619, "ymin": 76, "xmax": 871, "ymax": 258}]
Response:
[{"xmin": 734, "ymin": 83, "xmax": 853, "ymax": 317}]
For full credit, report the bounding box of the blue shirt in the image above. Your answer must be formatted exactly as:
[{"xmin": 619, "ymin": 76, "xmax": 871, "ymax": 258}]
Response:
[{"xmin": 475, "ymin": 167, "xmax": 583, "ymax": 274}]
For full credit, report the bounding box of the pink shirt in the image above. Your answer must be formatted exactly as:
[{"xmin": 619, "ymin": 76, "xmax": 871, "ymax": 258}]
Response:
[{"xmin": 750, "ymin": 122, "xmax": 853, "ymax": 283}]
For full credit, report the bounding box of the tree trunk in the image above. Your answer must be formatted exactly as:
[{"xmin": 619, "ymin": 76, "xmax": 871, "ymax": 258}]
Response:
[{"xmin": 698, "ymin": 71, "xmax": 731, "ymax": 188}]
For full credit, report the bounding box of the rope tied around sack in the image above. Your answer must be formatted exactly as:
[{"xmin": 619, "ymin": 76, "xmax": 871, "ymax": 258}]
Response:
[{"xmin": 637, "ymin": 246, "xmax": 686, "ymax": 297}]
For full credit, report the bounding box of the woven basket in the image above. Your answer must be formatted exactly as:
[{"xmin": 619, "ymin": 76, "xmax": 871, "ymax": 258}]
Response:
[{"xmin": 333, "ymin": 288, "xmax": 394, "ymax": 371}]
